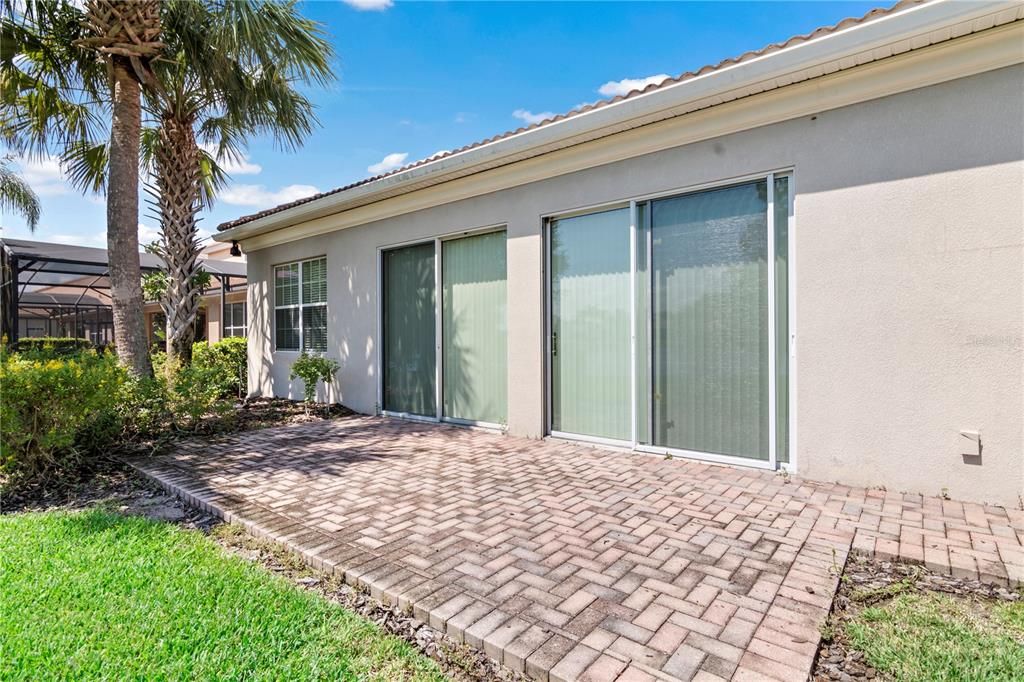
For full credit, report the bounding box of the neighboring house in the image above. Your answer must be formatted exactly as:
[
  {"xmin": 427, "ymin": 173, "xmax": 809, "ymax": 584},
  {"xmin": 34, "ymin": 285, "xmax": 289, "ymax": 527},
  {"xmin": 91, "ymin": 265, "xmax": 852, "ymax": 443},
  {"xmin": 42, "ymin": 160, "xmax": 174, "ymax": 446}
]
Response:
[
  {"xmin": 214, "ymin": 1, "xmax": 1024, "ymax": 506},
  {"xmin": 142, "ymin": 239, "xmax": 249, "ymax": 348},
  {"xmin": 0, "ymin": 238, "xmax": 247, "ymax": 347}
]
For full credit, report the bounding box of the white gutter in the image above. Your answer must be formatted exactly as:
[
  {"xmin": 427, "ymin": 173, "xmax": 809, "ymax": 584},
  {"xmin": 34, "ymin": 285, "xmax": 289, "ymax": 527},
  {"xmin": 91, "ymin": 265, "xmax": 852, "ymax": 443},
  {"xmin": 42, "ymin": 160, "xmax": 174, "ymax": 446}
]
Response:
[{"xmin": 215, "ymin": 0, "xmax": 1020, "ymax": 243}]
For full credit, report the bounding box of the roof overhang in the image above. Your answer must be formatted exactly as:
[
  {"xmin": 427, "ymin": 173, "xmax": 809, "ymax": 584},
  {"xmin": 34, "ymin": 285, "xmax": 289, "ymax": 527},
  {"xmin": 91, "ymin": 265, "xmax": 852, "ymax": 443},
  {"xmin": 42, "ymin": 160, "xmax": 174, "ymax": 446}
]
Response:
[{"xmin": 215, "ymin": 0, "xmax": 1024, "ymax": 246}]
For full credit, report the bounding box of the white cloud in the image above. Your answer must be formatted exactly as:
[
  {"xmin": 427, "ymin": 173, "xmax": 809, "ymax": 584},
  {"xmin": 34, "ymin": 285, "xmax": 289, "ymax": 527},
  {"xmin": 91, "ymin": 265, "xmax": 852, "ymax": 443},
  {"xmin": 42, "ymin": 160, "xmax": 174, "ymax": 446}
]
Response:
[
  {"xmin": 138, "ymin": 222, "xmax": 161, "ymax": 245},
  {"xmin": 342, "ymin": 0, "xmax": 392, "ymax": 10},
  {"xmin": 367, "ymin": 152, "xmax": 408, "ymax": 175},
  {"xmin": 13, "ymin": 155, "xmax": 71, "ymax": 197},
  {"xmin": 200, "ymin": 144, "xmax": 262, "ymax": 176},
  {"xmin": 512, "ymin": 109, "xmax": 555, "ymax": 126},
  {"xmin": 219, "ymin": 183, "xmax": 320, "ymax": 208},
  {"xmin": 597, "ymin": 74, "xmax": 672, "ymax": 98}
]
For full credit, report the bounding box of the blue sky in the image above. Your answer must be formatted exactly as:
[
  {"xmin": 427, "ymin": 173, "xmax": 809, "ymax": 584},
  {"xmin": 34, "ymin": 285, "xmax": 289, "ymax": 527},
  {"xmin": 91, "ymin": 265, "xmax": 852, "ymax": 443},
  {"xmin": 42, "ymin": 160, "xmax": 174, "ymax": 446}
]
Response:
[{"xmin": 1, "ymin": 0, "xmax": 883, "ymax": 248}]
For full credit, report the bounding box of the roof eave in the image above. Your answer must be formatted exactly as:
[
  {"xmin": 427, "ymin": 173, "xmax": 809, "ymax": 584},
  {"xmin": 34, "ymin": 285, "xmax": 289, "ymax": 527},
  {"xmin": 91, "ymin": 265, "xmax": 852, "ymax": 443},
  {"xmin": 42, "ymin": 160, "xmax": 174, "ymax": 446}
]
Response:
[{"xmin": 214, "ymin": 0, "xmax": 1018, "ymax": 244}]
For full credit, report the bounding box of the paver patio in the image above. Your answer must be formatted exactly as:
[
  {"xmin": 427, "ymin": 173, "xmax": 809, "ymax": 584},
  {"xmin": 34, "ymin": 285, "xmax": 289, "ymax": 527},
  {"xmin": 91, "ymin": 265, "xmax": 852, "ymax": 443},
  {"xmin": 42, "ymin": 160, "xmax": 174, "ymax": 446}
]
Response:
[{"xmin": 130, "ymin": 417, "xmax": 1024, "ymax": 682}]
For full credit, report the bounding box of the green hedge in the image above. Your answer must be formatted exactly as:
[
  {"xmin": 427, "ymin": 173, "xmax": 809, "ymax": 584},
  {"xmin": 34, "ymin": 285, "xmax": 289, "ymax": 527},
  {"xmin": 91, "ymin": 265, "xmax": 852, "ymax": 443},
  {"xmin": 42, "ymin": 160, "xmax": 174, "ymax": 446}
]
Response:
[
  {"xmin": 0, "ymin": 350, "xmax": 126, "ymax": 484},
  {"xmin": 192, "ymin": 337, "xmax": 247, "ymax": 399},
  {"xmin": 1, "ymin": 337, "xmax": 250, "ymax": 488},
  {"xmin": 15, "ymin": 337, "xmax": 92, "ymax": 357}
]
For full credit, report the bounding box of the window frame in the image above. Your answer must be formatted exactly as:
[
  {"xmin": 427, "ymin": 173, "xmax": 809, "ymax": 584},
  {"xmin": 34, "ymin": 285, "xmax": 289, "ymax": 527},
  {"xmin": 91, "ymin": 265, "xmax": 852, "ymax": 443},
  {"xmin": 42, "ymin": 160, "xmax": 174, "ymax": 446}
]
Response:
[
  {"xmin": 224, "ymin": 301, "xmax": 247, "ymax": 338},
  {"xmin": 273, "ymin": 256, "xmax": 327, "ymax": 352}
]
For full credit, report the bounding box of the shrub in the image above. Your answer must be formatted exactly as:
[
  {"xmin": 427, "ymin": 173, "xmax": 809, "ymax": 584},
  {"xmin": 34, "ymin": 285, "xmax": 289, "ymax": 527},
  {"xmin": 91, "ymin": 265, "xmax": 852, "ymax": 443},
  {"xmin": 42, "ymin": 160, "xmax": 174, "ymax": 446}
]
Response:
[
  {"xmin": 118, "ymin": 371, "xmax": 172, "ymax": 438},
  {"xmin": 15, "ymin": 337, "xmax": 92, "ymax": 357},
  {"xmin": 158, "ymin": 355, "xmax": 232, "ymax": 432},
  {"xmin": 192, "ymin": 337, "xmax": 247, "ymax": 399},
  {"xmin": 0, "ymin": 350, "xmax": 126, "ymax": 484},
  {"xmin": 289, "ymin": 352, "xmax": 339, "ymax": 412}
]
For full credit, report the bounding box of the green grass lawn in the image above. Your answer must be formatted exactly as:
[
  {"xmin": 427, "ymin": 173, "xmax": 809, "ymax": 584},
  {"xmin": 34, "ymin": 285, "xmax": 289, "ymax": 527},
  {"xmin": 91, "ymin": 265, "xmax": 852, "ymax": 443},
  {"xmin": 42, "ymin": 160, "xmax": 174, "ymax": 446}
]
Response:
[
  {"xmin": 0, "ymin": 509, "xmax": 445, "ymax": 681},
  {"xmin": 846, "ymin": 591, "xmax": 1024, "ymax": 682}
]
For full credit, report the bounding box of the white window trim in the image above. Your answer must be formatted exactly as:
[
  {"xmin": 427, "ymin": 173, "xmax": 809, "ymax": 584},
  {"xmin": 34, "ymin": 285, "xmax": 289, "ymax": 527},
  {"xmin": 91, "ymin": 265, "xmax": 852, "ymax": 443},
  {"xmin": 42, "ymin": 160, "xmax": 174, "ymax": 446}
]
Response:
[{"xmin": 273, "ymin": 256, "xmax": 327, "ymax": 352}]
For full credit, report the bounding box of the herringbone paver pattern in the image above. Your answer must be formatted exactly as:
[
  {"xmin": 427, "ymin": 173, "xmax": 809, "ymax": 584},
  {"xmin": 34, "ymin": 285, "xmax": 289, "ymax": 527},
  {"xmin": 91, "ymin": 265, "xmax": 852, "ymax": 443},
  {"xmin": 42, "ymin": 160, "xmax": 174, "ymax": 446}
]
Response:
[{"xmin": 131, "ymin": 417, "xmax": 1024, "ymax": 682}]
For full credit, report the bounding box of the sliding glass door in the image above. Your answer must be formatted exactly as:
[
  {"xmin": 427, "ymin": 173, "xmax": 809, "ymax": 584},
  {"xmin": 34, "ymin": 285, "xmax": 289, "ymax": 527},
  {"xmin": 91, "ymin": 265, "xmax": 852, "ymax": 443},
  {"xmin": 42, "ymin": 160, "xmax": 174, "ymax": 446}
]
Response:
[
  {"xmin": 442, "ymin": 231, "xmax": 507, "ymax": 425},
  {"xmin": 382, "ymin": 230, "xmax": 508, "ymax": 425},
  {"xmin": 549, "ymin": 173, "xmax": 790, "ymax": 465},
  {"xmin": 382, "ymin": 242, "xmax": 436, "ymax": 417},
  {"xmin": 549, "ymin": 208, "xmax": 632, "ymax": 441},
  {"xmin": 649, "ymin": 181, "xmax": 769, "ymax": 460}
]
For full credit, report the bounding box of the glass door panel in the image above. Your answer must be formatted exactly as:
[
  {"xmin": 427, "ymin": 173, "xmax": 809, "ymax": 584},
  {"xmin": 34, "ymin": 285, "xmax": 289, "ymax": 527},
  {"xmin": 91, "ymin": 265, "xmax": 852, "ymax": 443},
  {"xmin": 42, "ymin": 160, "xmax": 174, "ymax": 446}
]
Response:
[
  {"xmin": 550, "ymin": 208, "xmax": 631, "ymax": 441},
  {"xmin": 383, "ymin": 242, "xmax": 436, "ymax": 416},
  {"xmin": 773, "ymin": 176, "xmax": 790, "ymax": 463},
  {"xmin": 442, "ymin": 231, "xmax": 508, "ymax": 424},
  {"xmin": 650, "ymin": 181, "xmax": 769, "ymax": 460}
]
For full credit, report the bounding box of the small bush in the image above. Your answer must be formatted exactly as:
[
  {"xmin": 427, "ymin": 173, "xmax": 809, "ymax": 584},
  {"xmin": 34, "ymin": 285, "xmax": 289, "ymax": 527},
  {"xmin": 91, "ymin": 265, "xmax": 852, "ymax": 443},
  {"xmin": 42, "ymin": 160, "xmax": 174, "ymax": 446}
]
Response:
[
  {"xmin": 15, "ymin": 337, "xmax": 92, "ymax": 357},
  {"xmin": 289, "ymin": 352, "xmax": 339, "ymax": 412},
  {"xmin": 0, "ymin": 350, "xmax": 126, "ymax": 484},
  {"xmin": 118, "ymin": 371, "xmax": 172, "ymax": 438},
  {"xmin": 192, "ymin": 337, "xmax": 247, "ymax": 399},
  {"xmin": 158, "ymin": 356, "xmax": 232, "ymax": 431}
]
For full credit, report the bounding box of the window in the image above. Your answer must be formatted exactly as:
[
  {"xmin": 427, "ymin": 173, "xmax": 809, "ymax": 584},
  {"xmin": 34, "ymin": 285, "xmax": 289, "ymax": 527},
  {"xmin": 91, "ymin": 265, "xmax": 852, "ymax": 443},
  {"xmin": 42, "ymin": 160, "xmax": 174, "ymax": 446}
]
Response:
[
  {"xmin": 274, "ymin": 257, "xmax": 327, "ymax": 351},
  {"xmin": 224, "ymin": 302, "xmax": 247, "ymax": 337}
]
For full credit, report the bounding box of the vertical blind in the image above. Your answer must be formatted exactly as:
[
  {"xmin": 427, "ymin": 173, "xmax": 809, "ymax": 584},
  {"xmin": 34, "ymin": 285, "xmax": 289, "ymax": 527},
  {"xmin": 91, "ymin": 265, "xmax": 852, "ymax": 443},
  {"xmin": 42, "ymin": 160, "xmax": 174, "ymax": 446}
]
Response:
[
  {"xmin": 383, "ymin": 243, "xmax": 436, "ymax": 416},
  {"xmin": 650, "ymin": 181, "xmax": 769, "ymax": 460},
  {"xmin": 773, "ymin": 176, "xmax": 790, "ymax": 463},
  {"xmin": 550, "ymin": 208, "xmax": 632, "ymax": 441},
  {"xmin": 554, "ymin": 175, "xmax": 790, "ymax": 463},
  {"xmin": 442, "ymin": 231, "xmax": 508, "ymax": 424}
]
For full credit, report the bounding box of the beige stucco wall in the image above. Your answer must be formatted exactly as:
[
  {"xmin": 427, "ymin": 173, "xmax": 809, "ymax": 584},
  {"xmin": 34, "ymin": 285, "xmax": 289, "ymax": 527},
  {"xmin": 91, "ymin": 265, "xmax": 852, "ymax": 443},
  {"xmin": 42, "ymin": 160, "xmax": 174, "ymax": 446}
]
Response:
[{"xmin": 245, "ymin": 64, "xmax": 1023, "ymax": 506}]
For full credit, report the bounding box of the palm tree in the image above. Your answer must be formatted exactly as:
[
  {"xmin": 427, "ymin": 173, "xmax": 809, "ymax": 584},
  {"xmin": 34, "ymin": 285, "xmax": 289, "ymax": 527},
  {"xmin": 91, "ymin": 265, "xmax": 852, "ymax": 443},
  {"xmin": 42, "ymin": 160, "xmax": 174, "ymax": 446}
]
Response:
[
  {"xmin": 3, "ymin": 0, "xmax": 333, "ymax": 368},
  {"xmin": 64, "ymin": 0, "xmax": 334, "ymax": 364},
  {"xmin": 75, "ymin": 0, "xmax": 163, "ymax": 377},
  {"xmin": 0, "ymin": 157, "xmax": 41, "ymax": 230},
  {"xmin": 1, "ymin": 0, "xmax": 160, "ymax": 377},
  {"xmin": 144, "ymin": 0, "xmax": 332, "ymax": 364},
  {"xmin": 1, "ymin": 0, "xmax": 105, "ymax": 232}
]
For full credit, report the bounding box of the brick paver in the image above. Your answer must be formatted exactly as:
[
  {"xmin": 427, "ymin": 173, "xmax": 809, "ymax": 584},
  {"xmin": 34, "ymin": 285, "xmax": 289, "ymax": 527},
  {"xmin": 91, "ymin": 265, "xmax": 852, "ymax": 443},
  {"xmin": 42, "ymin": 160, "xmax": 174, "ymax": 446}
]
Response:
[{"xmin": 130, "ymin": 417, "xmax": 1024, "ymax": 681}]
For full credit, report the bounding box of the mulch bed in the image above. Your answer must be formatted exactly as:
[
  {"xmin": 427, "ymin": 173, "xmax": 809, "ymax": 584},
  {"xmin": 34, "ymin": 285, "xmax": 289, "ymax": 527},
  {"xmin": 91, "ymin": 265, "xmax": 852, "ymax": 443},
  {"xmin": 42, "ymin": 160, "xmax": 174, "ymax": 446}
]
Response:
[
  {"xmin": 192, "ymin": 397, "xmax": 357, "ymax": 435},
  {"xmin": 812, "ymin": 553, "xmax": 1022, "ymax": 681},
  {"xmin": 1, "ymin": 409, "xmax": 520, "ymax": 682},
  {"xmin": 227, "ymin": 397, "xmax": 356, "ymax": 429}
]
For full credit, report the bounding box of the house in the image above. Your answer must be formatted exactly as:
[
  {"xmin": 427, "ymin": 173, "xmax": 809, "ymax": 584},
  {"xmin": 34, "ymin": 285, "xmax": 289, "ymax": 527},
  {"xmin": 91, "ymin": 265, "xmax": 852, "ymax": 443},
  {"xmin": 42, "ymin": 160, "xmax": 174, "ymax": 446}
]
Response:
[
  {"xmin": 0, "ymin": 238, "xmax": 247, "ymax": 347},
  {"xmin": 213, "ymin": 0, "xmax": 1024, "ymax": 506},
  {"xmin": 142, "ymin": 239, "xmax": 248, "ymax": 348}
]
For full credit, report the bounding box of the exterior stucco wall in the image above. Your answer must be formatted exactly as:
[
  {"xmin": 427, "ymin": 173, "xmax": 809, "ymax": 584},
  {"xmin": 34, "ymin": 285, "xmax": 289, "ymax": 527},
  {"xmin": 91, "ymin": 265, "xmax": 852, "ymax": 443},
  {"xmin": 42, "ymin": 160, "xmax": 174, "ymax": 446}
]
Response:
[{"xmin": 245, "ymin": 65, "xmax": 1023, "ymax": 506}]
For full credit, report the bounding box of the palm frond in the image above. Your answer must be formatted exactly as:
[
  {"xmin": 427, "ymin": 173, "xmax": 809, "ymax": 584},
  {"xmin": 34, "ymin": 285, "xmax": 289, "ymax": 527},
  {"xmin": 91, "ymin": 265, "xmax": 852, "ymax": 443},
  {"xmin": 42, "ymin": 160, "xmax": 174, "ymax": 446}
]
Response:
[
  {"xmin": 196, "ymin": 147, "xmax": 228, "ymax": 209},
  {"xmin": 0, "ymin": 160, "xmax": 41, "ymax": 230},
  {"xmin": 61, "ymin": 139, "xmax": 108, "ymax": 194},
  {"xmin": 0, "ymin": 0, "xmax": 107, "ymax": 158}
]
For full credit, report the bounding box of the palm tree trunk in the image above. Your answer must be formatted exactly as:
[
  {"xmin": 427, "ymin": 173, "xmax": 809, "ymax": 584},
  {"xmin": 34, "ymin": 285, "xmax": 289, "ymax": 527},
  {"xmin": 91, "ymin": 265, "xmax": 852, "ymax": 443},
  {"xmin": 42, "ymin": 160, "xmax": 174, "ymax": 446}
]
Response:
[
  {"xmin": 107, "ymin": 57, "xmax": 152, "ymax": 378},
  {"xmin": 155, "ymin": 116, "xmax": 202, "ymax": 365}
]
